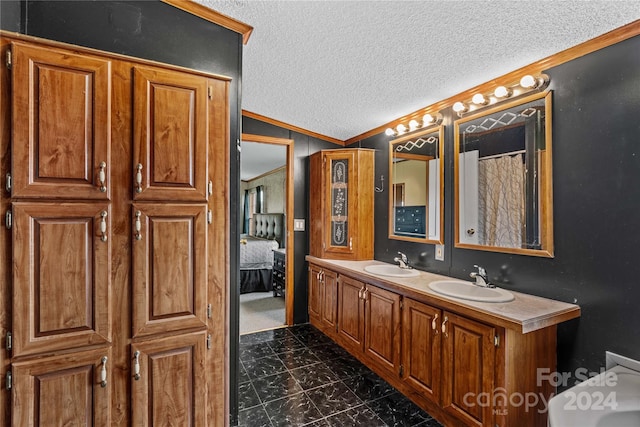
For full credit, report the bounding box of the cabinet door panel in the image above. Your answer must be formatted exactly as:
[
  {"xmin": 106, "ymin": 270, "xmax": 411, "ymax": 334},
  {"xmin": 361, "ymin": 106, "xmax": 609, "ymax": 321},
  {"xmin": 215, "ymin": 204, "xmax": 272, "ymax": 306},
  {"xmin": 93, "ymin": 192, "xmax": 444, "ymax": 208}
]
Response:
[
  {"xmin": 320, "ymin": 269, "xmax": 338, "ymax": 331},
  {"xmin": 364, "ymin": 284, "xmax": 401, "ymax": 374},
  {"xmin": 401, "ymin": 299, "xmax": 441, "ymax": 401},
  {"xmin": 11, "ymin": 42, "xmax": 111, "ymax": 199},
  {"xmin": 442, "ymin": 311, "xmax": 495, "ymax": 427},
  {"xmin": 132, "ymin": 332, "xmax": 207, "ymax": 426},
  {"xmin": 323, "ymin": 151, "xmax": 357, "ymax": 256},
  {"xmin": 337, "ymin": 275, "xmax": 365, "ymax": 351},
  {"xmin": 12, "ymin": 348, "xmax": 111, "ymax": 426},
  {"xmin": 133, "ymin": 66, "xmax": 208, "ymax": 201},
  {"xmin": 12, "ymin": 202, "xmax": 111, "ymax": 356},
  {"xmin": 308, "ymin": 265, "xmax": 322, "ymax": 321},
  {"xmin": 132, "ymin": 204, "xmax": 207, "ymax": 337}
]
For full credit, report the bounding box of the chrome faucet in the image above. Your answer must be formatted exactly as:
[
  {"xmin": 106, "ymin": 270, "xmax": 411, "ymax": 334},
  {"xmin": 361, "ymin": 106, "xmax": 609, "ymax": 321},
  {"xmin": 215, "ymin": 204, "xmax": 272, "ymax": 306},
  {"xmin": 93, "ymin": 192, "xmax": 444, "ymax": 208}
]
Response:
[
  {"xmin": 394, "ymin": 252, "xmax": 411, "ymax": 269},
  {"xmin": 470, "ymin": 264, "xmax": 495, "ymax": 288}
]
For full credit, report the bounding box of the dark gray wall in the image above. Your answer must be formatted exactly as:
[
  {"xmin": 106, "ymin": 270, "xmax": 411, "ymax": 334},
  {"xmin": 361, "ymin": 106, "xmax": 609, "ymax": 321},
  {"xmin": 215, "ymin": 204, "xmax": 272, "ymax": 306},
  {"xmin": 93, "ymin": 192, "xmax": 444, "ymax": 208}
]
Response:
[
  {"xmin": 351, "ymin": 34, "xmax": 640, "ymax": 388},
  {"xmin": 242, "ymin": 117, "xmax": 338, "ymax": 324},
  {"xmin": 1, "ymin": 0, "xmax": 244, "ymax": 421}
]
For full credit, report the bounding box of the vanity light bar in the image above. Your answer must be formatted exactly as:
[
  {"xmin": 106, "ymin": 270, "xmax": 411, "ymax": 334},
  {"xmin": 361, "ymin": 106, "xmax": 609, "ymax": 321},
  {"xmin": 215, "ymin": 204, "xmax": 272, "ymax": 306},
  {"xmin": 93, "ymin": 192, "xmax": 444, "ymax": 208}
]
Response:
[
  {"xmin": 385, "ymin": 112, "xmax": 443, "ymax": 137},
  {"xmin": 453, "ymin": 73, "xmax": 550, "ymax": 117}
]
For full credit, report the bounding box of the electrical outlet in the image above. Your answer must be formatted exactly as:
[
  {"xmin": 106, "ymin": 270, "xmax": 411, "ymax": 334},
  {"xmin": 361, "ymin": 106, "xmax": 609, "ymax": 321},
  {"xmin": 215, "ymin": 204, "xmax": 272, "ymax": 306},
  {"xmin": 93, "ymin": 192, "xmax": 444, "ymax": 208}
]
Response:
[{"xmin": 435, "ymin": 245, "xmax": 444, "ymax": 261}]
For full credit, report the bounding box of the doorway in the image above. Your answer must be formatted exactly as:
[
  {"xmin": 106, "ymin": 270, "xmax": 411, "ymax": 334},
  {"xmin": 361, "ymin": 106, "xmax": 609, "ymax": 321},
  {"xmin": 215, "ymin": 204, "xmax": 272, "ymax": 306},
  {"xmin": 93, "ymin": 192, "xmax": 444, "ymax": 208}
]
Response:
[{"xmin": 239, "ymin": 134, "xmax": 294, "ymax": 333}]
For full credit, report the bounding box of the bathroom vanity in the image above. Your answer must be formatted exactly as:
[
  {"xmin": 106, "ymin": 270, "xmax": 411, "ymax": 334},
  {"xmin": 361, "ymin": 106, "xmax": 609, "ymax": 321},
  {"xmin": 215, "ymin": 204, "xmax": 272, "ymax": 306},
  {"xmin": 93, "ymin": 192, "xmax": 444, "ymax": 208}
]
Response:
[{"xmin": 307, "ymin": 256, "xmax": 581, "ymax": 427}]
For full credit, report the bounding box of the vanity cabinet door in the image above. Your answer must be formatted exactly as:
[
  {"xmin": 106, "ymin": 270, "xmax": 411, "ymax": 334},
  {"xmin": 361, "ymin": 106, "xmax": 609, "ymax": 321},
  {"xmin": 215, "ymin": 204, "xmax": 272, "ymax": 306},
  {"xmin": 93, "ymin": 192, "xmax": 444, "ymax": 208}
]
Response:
[
  {"xmin": 401, "ymin": 298, "xmax": 442, "ymax": 402},
  {"xmin": 441, "ymin": 311, "xmax": 496, "ymax": 427},
  {"xmin": 308, "ymin": 265, "xmax": 323, "ymax": 322},
  {"xmin": 336, "ymin": 275, "xmax": 365, "ymax": 353},
  {"xmin": 320, "ymin": 269, "xmax": 338, "ymax": 333},
  {"xmin": 363, "ymin": 284, "xmax": 401, "ymax": 376}
]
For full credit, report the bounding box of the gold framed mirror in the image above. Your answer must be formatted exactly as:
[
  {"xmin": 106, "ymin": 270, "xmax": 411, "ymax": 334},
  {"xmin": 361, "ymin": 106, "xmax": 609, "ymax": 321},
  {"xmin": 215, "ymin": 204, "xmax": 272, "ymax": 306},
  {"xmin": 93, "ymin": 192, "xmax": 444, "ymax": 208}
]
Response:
[
  {"xmin": 389, "ymin": 125, "xmax": 444, "ymax": 244},
  {"xmin": 454, "ymin": 91, "xmax": 553, "ymax": 257}
]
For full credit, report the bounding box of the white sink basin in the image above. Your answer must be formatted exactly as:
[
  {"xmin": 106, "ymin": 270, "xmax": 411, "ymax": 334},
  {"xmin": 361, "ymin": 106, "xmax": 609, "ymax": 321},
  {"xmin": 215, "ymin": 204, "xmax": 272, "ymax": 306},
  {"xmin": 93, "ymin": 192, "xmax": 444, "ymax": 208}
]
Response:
[
  {"xmin": 363, "ymin": 264, "xmax": 421, "ymax": 278},
  {"xmin": 428, "ymin": 280, "xmax": 514, "ymax": 303}
]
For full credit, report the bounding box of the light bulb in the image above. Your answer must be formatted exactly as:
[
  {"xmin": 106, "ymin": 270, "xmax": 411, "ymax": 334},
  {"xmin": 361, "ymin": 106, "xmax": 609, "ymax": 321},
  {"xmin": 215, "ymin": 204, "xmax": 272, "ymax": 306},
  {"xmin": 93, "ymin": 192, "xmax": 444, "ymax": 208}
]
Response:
[
  {"xmin": 423, "ymin": 114, "xmax": 434, "ymax": 125},
  {"xmin": 385, "ymin": 128, "xmax": 395, "ymax": 136},
  {"xmin": 409, "ymin": 119, "xmax": 420, "ymax": 131},
  {"xmin": 494, "ymin": 86, "xmax": 511, "ymax": 98},
  {"xmin": 520, "ymin": 75, "xmax": 538, "ymax": 89},
  {"xmin": 452, "ymin": 102, "xmax": 467, "ymax": 113},
  {"xmin": 472, "ymin": 93, "xmax": 487, "ymax": 105},
  {"xmin": 396, "ymin": 124, "xmax": 407, "ymax": 134}
]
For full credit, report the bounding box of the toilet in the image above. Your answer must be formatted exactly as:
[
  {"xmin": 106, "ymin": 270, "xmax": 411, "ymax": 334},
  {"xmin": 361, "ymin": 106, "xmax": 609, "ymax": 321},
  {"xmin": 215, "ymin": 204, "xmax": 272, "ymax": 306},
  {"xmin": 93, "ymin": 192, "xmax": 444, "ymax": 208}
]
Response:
[{"xmin": 548, "ymin": 352, "xmax": 640, "ymax": 427}]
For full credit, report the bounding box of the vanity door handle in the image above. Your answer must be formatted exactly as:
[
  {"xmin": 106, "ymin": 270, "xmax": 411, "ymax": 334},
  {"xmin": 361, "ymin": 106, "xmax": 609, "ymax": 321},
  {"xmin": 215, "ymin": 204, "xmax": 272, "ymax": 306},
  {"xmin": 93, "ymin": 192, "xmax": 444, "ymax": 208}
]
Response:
[
  {"xmin": 135, "ymin": 163, "xmax": 143, "ymax": 193},
  {"xmin": 99, "ymin": 211, "xmax": 108, "ymax": 242},
  {"xmin": 432, "ymin": 313, "xmax": 439, "ymax": 333},
  {"xmin": 441, "ymin": 316, "xmax": 448, "ymax": 337},
  {"xmin": 100, "ymin": 356, "xmax": 108, "ymax": 388},
  {"xmin": 98, "ymin": 162, "xmax": 107, "ymax": 192},
  {"xmin": 133, "ymin": 351, "xmax": 141, "ymax": 381},
  {"xmin": 134, "ymin": 211, "xmax": 142, "ymax": 241},
  {"xmin": 467, "ymin": 228, "xmax": 475, "ymax": 236}
]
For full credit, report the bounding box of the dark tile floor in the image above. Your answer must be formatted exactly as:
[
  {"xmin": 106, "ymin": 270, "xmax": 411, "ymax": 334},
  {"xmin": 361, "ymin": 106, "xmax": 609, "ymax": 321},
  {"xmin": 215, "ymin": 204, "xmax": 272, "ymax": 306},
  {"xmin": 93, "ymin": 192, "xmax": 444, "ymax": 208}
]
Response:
[{"xmin": 236, "ymin": 324, "xmax": 443, "ymax": 427}]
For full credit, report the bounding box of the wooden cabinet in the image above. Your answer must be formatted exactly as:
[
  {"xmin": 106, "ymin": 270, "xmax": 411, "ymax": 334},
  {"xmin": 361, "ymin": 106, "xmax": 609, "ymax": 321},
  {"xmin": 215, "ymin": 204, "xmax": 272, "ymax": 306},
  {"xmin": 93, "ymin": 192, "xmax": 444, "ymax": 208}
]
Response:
[
  {"xmin": 441, "ymin": 311, "xmax": 496, "ymax": 427},
  {"xmin": 309, "ymin": 149, "xmax": 374, "ymax": 260},
  {"xmin": 131, "ymin": 331, "xmax": 207, "ymax": 426},
  {"xmin": 307, "ymin": 259, "xmax": 568, "ymax": 427},
  {"xmin": 132, "ymin": 65, "xmax": 209, "ymax": 202},
  {"xmin": 335, "ymin": 273, "xmax": 401, "ymax": 377},
  {"xmin": 2, "ymin": 36, "xmax": 230, "ymax": 426},
  {"xmin": 308, "ymin": 265, "xmax": 338, "ymax": 337},
  {"xmin": 401, "ymin": 298, "xmax": 441, "ymax": 403},
  {"xmin": 10, "ymin": 42, "xmax": 111, "ymax": 200},
  {"xmin": 11, "ymin": 348, "xmax": 112, "ymax": 426}
]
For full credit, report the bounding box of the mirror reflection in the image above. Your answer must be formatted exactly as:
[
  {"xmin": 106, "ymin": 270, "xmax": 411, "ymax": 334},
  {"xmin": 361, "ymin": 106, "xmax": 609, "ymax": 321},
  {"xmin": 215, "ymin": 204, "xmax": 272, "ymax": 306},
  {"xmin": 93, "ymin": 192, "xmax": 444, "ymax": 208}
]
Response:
[
  {"xmin": 389, "ymin": 126, "xmax": 444, "ymax": 244},
  {"xmin": 455, "ymin": 91, "xmax": 553, "ymax": 257}
]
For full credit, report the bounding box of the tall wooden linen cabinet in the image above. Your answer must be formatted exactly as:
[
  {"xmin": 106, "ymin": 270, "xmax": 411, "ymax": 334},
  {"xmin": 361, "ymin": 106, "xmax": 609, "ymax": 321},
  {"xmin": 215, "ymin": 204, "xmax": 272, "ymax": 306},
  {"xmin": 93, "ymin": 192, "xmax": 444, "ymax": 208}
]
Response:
[
  {"xmin": 308, "ymin": 149, "xmax": 374, "ymax": 261},
  {"xmin": 0, "ymin": 36, "xmax": 230, "ymax": 426}
]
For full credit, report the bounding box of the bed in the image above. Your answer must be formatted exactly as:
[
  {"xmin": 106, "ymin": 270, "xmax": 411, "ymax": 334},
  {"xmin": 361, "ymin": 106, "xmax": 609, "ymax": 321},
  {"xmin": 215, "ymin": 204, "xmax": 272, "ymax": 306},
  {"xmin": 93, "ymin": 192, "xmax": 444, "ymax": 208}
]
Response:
[{"xmin": 239, "ymin": 213, "xmax": 284, "ymax": 294}]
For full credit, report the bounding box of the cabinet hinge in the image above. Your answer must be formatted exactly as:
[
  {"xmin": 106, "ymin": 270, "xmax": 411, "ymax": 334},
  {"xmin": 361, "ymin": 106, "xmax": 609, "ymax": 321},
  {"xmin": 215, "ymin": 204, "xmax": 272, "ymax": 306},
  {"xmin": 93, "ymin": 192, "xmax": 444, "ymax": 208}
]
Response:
[
  {"xmin": 207, "ymin": 210, "xmax": 212, "ymax": 224},
  {"xmin": 5, "ymin": 49, "xmax": 12, "ymax": 70},
  {"xmin": 399, "ymin": 299, "xmax": 404, "ymax": 309},
  {"xmin": 5, "ymin": 371, "xmax": 11, "ymax": 390},
  {"xmin": 5, "ymin": 173, "xmax": 11, "ymax": 193},
  {"xmin": 5, "ymin": 331, "xmax": 11, "ymax": 352},
  {"xmin": 399, "ymin": 365, "xmax": 404, "ymax": 377},
  {"xmin": 208, "ymin": 86, "xmax": 212, "ymax": 99},
  {"xmin": 208, "ymin": 180, "xmax": 213, "ymax": 196},
  {"xmin": 494, "ymin": 335, "xmax": 500, "ymax": 347},
  {"xmin": 207, "ymin": 304, "xmax": 212, "ymax": 319},
  {"xmin": 5, "ymin": 210, "xmax": 12, "ymax": 230},
  {"xmin": 206, "ymin": 334, "xmax": 212, "ymax": 349}
]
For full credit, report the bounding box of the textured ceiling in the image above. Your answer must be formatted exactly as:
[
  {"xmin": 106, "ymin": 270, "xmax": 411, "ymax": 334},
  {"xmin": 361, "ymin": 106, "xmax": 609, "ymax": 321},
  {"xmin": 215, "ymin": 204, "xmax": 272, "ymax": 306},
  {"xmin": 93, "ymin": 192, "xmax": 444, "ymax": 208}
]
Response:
[{"xmin": 201, "ymin": 0, "xmax": 640, "ymax": 141}]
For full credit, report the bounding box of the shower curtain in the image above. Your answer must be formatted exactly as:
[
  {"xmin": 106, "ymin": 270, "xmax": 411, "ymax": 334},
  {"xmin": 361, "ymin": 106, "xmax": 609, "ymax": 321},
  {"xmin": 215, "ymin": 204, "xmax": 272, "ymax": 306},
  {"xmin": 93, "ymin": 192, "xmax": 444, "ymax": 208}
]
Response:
[{"xmin": 478, "ymin": 154, "xmax": 525, "ymax": 248}]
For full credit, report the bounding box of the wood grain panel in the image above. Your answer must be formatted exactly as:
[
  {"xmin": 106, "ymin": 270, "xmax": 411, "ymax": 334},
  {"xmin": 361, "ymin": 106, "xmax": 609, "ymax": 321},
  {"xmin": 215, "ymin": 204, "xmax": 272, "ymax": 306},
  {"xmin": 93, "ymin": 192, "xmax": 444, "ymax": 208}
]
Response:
[
  {"xmin": 307, "ymin": 265, "xmax": 323, "ymax": 322},
  {"xmin": 11, "ymin": 348, "xmax": 111, "ymax": 426},
  {"xmin": 132, "ymin": 203, "xmax": 207, "ymax": 338},
  {"xmin": 442, "ymin": 312, "xmax": 495, "ymax": 427},
  {"xmin": 133, "ymin": 65, "xmax": 208, "ymax": 201},
  {"xmin": 131, "ymin": 332, "xmax": 207, "ymax": 426},
  {"xmin": 320, "ymin": 269, "xmax": 338, "ymax": 331},
  {"xmin": 12, "ymin": 202, "xmax": 111, "ymax": 357},
  {"xmin": 364, "ymin": 284, "xmax": 401, "ymax": 374},
  {"xmin": 336, "ymin": 275, "xmax": 365, "ymax": 352},
  {"xmin": 401, "ymin": 298, "xmax": 441, "ymax": 401},
  {"xmin": 11, "ymin": 41, "xmax": 111, "ymax": 199}
]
